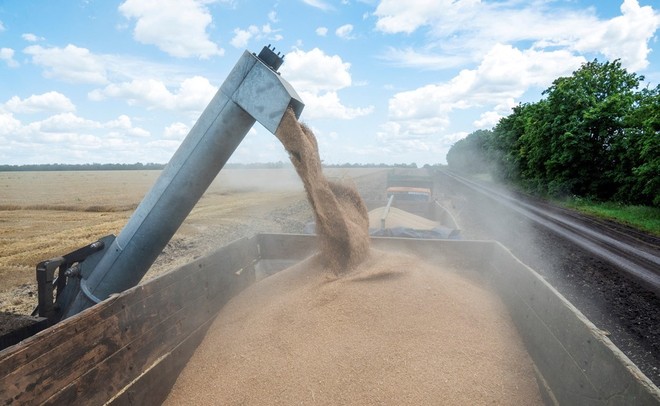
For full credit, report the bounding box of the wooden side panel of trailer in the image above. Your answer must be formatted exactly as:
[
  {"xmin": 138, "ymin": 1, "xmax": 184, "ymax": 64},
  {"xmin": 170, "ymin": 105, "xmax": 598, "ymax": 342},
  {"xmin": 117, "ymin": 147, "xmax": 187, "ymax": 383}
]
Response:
[{"xmin": 0, "ymin": 237, "xmax": 257, "ymax": 406}]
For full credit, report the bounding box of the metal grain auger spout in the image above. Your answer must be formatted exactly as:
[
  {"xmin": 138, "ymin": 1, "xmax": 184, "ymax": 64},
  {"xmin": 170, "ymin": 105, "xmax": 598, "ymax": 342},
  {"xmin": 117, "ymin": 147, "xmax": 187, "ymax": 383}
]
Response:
[{"xmin": 36, "ymin": 46, "xmax": 304, "ymax": 322}]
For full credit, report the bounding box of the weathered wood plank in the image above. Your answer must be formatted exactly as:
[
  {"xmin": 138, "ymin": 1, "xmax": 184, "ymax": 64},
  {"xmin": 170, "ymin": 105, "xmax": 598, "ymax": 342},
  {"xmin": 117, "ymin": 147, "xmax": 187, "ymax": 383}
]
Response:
[
  {"xmin": 1, "ymin": 267, "xmax": 206, "ymax": 404},
  {"xmin": 1, "ymin": 311, "xmax": 125, "ymax": 404},
  {"xmin": 108, "ymin": 318, "xmax": 214, "ymax": 406},
  {"xmin": 44, "ymin": 251, "xmax": 255, "ymax": 405},
  {"xmin": 0, "ymin": 259, "xmax": 202, "ymax": 379},
  {"xmin": 43, "ymin": 281, "xmax": 212, "ymax": 404},
  {"xmin": 0, "ymin": 237, "xmax": 256, "ymax": 405},
  {"xmin": 0, "ymin": 297, "xmax": 115, "ymax": 377},
  {"xmin": 41, "ymin": 237, "xmax": 256, "ymax": 405}
]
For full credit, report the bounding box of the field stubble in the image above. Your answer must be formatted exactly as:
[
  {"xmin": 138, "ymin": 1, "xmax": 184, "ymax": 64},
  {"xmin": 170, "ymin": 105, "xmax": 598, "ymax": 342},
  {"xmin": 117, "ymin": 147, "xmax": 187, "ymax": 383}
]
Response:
[{"xmin": 0, "ymin": 169, "xmax": 384, "ymax": 315}]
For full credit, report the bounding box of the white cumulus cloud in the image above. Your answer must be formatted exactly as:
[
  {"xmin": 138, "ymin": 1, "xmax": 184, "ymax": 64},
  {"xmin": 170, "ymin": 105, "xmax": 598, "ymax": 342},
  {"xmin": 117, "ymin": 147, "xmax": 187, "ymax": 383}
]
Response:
[
  {"xmin": 0, "ymin": 111, "xmax": 169, "ymax": 164},
  {"xmin": 106, "ymin": 115, "xmax": 150, "ymax": 138},
  {"xmin": 164, "ymin": 122, "xmax": 190, "ymax": 140},
  {"xmin": 21, "ymin": 43, "xmax": 201, "ymax": 87},
  {"xmin": 375, "ymin": 0, "xmax": 660, "ymax": 73},
  {"xmin": 118, "ymin": 0, "xmax": 224, "ymax": 58},
  {"xmin": 281, "ymin": 48, "xmax": 352, "ymax": 93},
  {"xmin": 0, "ymin": 48, "xmax": 19, "ymax": 68},
  {"xmin": 473, "ymin": 111, "xmax": 503, "ymax": 129},
  {"xmin": 230, "ymin": 24, "xmax": 280, "ymax": 48},
  {"xmin": 22, "ymin": 33, "xmax": 44, "ymax": 42},
  {"xmin": 380, "ymin": 43, "xmax": 585, "ymax": 143},
  {"xmin": 572, "ymin": 0, "xmax": 660, "ymax": 71},
  {"xmin": 4, "ymin": 92, "xmax": 76, "ymax": 114},
  {"xmin": 335, "ymin": 24, "xmax": 354, "ymax": 39},
  {"xmin": 0, "ymin": 112, "xmax": 22, "ymax": 137},
  {"xmin": 374, "ymin": 0, "xmax": 445, "ymax": 34},
  {"xmin": 473, "ymin": 98, "xmax": 517, "ymax": 128},
  {"xmin": 316, "ymin": 26, "xmax": 328, "ymax": 36},
  {"xmin": 36, "ymin": 112, "xmax": 101, "ymax": 133},
  {"xmin": 380, "ymin": 47, "xmax": 467, "ymax": 70},
  {"xmin": 24, "ymin": 44, "xmax": 108, "ymax": 84},
  {"xmin": 10, "ymin": 113, "xmax": 150, "ymax": 148},
  {"xmin": 302, "ymin": 0, "xmax": 333, "ymax": 11},
  {"xmin": 89, "ymin": 75, "xmax": 217, "ymax": 113},
  {"xmin": 279, "ymin": 48, "xmax": 373, "ymax": 119},
  {"xmin": 231, "ymin": 27, "xmax": 256, "ymax": 48},
  {"xmin": 302, "ymin": 92, "xmax": 373, "ymax": 120}
]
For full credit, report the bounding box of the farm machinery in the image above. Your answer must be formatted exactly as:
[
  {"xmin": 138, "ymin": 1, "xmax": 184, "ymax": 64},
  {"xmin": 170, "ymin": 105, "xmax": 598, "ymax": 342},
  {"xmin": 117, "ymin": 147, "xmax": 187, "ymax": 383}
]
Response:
[
  {"xmin": 2, "ymin": 44, "xmax": 303, "ymax": 342},
  {"xmin": 302, "ymin": 170, "xmax": 462, "ymax": 240},
  {"xmin": 0, "ymin": 46, "xmax": 658, "ymax": 405},
  {"xmin": 366, "ymin": 170, "xmax": 461, "ymax": 239}
]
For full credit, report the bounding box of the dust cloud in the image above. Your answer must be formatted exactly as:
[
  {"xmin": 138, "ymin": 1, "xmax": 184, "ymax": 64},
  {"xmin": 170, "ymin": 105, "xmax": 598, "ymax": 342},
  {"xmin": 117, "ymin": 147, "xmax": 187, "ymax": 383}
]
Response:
[
  {"xmin": 442, "ymin": 174, "xmax": 563, "ymax": 289},
  {"xmin": 211, "ymin": 168, "xmax": 304, "ymax": 193}
]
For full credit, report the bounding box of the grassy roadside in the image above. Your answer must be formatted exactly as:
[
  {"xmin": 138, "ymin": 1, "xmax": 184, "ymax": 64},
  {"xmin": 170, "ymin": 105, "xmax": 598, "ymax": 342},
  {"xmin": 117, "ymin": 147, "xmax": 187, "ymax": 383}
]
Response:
[{"xmin": 562, "ymin": 198, "xmax": 660, "ymax": 236}]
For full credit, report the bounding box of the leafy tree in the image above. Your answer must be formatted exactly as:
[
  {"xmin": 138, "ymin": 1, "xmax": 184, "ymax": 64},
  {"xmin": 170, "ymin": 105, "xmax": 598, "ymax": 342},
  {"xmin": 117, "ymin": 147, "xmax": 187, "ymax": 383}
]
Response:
[
  {"xmin": 541, "ymin": 59, "xmax": 641, "ymax": 198},
  {"xmin": 496, "ymin": 101, "xmax": 553, "ymax": 193},
  {"xmin": 447, "ymin": 58, "xmax": 658, "ymax": 206},
  {"xmin": 620, "ymin": 85, "xmax": 660, "ymax": 205}
]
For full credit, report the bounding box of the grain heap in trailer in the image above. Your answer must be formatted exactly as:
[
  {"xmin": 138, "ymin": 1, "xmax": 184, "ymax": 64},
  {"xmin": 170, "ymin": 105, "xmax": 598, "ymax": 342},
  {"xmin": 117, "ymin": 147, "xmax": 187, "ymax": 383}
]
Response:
[{"xmin": 0, "ymin": 46, "xmax": 658, "ymax": 406}]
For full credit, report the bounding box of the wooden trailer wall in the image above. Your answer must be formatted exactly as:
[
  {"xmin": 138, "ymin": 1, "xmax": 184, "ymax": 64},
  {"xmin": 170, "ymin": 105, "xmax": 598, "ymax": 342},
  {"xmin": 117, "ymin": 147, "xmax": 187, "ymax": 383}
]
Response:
[{"xmin": 0, "ymin": 237, "xmax": 257, "ymax": 406}]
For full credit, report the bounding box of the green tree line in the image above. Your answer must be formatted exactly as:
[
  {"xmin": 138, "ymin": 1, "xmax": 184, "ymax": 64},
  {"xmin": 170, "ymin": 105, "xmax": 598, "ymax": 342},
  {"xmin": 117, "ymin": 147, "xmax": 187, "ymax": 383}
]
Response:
[
  {"xmin": 447, "ymin": 59, "xmax": 659, "ymax": 207},
  {"xmin": 0, "ymin": 161, "xmax": 423, "ymax": 172},
  {"xmin": 0, "ymin": 162, "xmax": 166, "ymax": 171}
]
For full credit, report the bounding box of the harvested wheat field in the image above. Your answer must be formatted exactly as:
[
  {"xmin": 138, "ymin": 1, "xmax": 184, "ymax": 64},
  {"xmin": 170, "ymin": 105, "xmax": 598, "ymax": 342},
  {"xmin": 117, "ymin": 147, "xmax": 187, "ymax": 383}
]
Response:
[{"xmin": 0, "ymin": 168, "xmax": 385, "ymax": 315}]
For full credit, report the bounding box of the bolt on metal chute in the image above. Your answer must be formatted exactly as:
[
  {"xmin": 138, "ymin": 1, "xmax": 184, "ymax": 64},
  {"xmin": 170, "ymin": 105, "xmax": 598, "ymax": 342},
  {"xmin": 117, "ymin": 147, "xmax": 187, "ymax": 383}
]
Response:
[{"xmin": 33, "ymin": 46, "xmax": 304, "ymax": 322}]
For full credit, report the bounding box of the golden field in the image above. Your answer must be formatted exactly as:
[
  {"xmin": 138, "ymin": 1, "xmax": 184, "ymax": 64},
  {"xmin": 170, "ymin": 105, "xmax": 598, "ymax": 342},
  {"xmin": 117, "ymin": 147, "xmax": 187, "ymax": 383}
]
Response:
[
  {"xmin": 0, "ymin": 168, "xmax": 385, "ymax": 314},
  {"xmin": 0, "ymin": 169, "xmax": 303, "ymax": 314}
]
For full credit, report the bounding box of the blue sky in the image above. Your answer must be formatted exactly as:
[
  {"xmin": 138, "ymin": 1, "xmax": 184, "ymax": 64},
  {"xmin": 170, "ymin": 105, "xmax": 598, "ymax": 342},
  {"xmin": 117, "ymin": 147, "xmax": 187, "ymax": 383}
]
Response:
[{"xmin": 0, "ymin": 0, "xmax": 658, "ymax": 165}]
